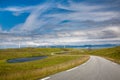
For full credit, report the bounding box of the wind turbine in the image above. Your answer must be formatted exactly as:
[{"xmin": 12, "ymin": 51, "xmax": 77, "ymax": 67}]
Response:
[
  {"xmin": 18, "ymin": 37, "xmax": 22, "ymax": 48},
  {"xmin": 19, "ymin": 41, "xmax": 21, "ymax": 48},
  {"xmin": 64, "ymin": 44, "xmax": 66, "ymax": 48}
]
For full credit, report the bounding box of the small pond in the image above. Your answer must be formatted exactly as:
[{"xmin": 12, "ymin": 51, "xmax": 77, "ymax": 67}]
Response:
[{"xmin": 7, "ymin": 56, "xmax": 47, "ymax": 63}]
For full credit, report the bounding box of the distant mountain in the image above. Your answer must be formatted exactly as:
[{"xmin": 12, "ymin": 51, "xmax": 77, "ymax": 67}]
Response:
[{"xmin": 37, "ymin": 44, "xmax": 120, "ymax": 49}]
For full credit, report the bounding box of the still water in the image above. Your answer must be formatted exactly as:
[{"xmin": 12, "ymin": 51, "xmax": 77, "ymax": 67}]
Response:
[{"xmin": 7, "ymin": 56, "xmax": 47, "ymax": 63}]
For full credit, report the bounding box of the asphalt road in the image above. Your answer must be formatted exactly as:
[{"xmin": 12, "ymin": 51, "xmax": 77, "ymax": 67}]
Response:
[{"xmin": 41, "ymin": 56, "xmax": 120, "ymax": 80}]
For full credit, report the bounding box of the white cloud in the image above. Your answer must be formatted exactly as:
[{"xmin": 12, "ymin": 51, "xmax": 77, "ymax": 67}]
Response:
[
  {"xmin": 0, "ymin": 1, "xmax": 120, "ymax": 48},
  {"xmin": 58, "ymin": 2, "xmax": 102, "ymax": 12},
  {"xmin": 0, "ymin": 5, "xmax": 37, "ymax": 16},
  {"xmin": 10, "ymin": 2, "xmax": 52, "ymax": 32},
  {"xmin": 0, "ymin": 25, "xmax": 2, "ymax": 32},
  {"xmin": 10, "ymin": 1, "xmax": 119, "ymax": 33},
  {"xmin": 105, "ymin": 26, "xmax": 120, "ymax": 33},
  {"xmin": 54, "ymin": 2, "xmax": 119, "ymax": 21}
]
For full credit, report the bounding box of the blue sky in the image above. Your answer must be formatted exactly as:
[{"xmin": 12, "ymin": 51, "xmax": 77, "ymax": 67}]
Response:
[{"xmin": 0, "ymin": 0, "xmax": 120, "ymax": 48}]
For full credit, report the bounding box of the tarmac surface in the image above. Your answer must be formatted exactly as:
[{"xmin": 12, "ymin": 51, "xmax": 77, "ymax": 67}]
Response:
[{"xmin": 41, "ymin": 56, "xmax": 120, "ymax": 80}]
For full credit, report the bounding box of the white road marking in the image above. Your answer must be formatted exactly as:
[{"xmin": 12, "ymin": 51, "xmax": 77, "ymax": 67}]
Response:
[
  {"xmin": 66, "ymin": 67, "xmax": 78, "ymax": 72},
  {"xmin": 41, "ymin": 77, "xmax": 50, "ymax": 80}
]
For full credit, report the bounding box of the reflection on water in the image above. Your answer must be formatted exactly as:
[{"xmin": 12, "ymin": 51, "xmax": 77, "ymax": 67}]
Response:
[{"xmin": 7, "ymin": 56, "xmax": 47, "ymax": 63}]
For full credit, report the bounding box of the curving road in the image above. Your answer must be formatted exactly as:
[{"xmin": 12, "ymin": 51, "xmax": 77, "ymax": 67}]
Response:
[{"xmin": 41, "ymin": 56, "xmax": 120, "ymax": 80}]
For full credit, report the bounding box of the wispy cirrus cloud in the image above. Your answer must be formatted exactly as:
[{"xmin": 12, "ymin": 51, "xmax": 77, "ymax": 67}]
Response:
[
  {"xmin": 0, "ymin": 0, "xmax": 120, "ymax": 48},
  {"xmin": 0, "ymin": 25, "xmax": 2, "ymax": 32},
  {"xmin": 0, "ymin": 5, "xmax": 38, "ymax": 16}
]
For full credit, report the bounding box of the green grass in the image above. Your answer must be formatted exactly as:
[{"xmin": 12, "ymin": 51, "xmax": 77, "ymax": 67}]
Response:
[
  {"xmin": 87, "ymin": 46, "xmax": 120, "ymax": 64},
  {"xmin": 70, "ymin": 46, "xmax": 120, "ymax": 64},
  {"xmin": 2, "ymin": 46, "xmax": 119, "ymax": 80},
  {"xmin": 0, "ymin": 48, "xmax": 66, "ymax": 60},
  {"xmin": 0, "ymin": 48, "xmax": 89, "ymax": 80}
]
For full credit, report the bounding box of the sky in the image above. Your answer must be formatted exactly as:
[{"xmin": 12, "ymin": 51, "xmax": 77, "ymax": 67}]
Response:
[{"xmin": 0, "ymin": 0, "xmax": 120, "ymax": 48}]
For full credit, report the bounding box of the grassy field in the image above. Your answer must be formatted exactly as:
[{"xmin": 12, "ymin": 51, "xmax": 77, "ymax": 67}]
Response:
[
  {"xmin": 87, "ymin": 46, "xmax": 120, "ymax": 64},
  {"xmin": 70, "ymin": 46, "xmax": 120, "ymax": 64},
  {"xmin": 0, "ymin": 48, "xmax": 69, "ymax": 60},
  {"xmin": 0, "ymin": 46, "xmax": 119, "ymax": 80},
  {"xmin": 0, "ymin": 48, "xmax": 89, "ymax": 80}
]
